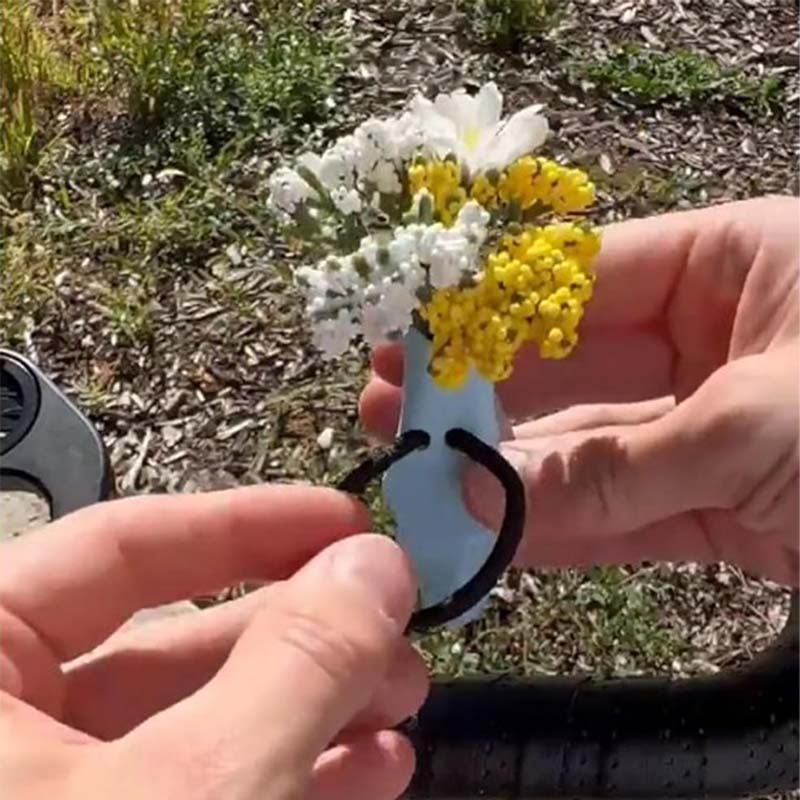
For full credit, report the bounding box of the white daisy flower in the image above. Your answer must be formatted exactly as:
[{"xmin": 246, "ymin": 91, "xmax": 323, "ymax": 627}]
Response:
[{"xmin": 410, "ymin": 82, "xmax": 549, "ymax": 176}]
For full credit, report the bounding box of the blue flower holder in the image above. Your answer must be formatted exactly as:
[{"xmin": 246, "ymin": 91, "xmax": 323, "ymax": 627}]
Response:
[{"xmin": 338, "ymin": 328, "xmax": 525, "ymax": 632}]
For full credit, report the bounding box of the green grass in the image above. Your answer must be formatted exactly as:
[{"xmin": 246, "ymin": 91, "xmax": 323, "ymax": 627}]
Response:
[
  {"xmin": 463, "ymin": 0, "xmax": 562, "ymax": 51},
  {"xmin": 73, "ymin": 0, "xmax": 345, "ymax": 155},
  {"xmin": 0, "ymin": 0, "xmax": 347, "ymax": 207},
  {"xmin": 418, "ymin": 566, "xmax": 686, "ymax": 678},
  {"xmin": 580, "ymin": 44, "xmax": 783, "ymax": 115},
  {"xmin": 0, "ymin": 0, "xmax": 77, "ymax": 205},
  {"xmin": 0, "ymin": 0, "xmax": 347, "ymax": 344},
  {"xmin": 0, "ymin": 216, "xmax": 58, "ymax": 345}
]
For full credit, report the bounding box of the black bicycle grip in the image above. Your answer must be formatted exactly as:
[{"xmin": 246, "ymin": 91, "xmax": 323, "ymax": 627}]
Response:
[{"xmin": 404, "ymin": 594, "xmax": 799, "ymax": 798}]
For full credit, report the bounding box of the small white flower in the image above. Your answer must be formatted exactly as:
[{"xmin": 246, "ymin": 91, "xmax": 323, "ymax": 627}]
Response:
[
  {"xmin": 318, "ymin": 135, "xmax": 359, "ymax": 190},
  {"xmin": 312, "ymin": 308, "xmax": 359, "ymax": 359},
  {"xmin": 428, "ymin": 229, "xmax": 472, "ymax": 288},
  {"xmin": 355, "ymin": 118, "xmax": 405, "ymax": 194},
  {"xmin": 388, "ymin": 229, "xmax": 419, "ymax": 269},
  {"xmin": 410, "ymin": 82, "xmax": 549, "ymax": 176},
  {"xmin": 296, "ymin": 264, "xmax": 329, "ymax": 296},
  {"xmin": 361, "ymin": 304, "xmax": 390, "ymax": 346},
  {"xmin": 331, "ymin": 186, "xmax": 363, "ymax": 215},
  {"xmin": 368, "ymin": 161, "xmax": 402, "ymax": 194},
  {"xmin": 418, "ymin": 223, "xmax": 444, "ymax": 264},
  {"xmin": 382, "ymin": 281, "xmax": 419, "ymax": 329},
  {"xmin": 297, "ymin": 151, "xmax": 323, "ymax": 176},
  {"xmin": 392, "ymin": 111, "xmax": 427, "ymax": 161},
  {"xmin": 355, "ymin": 119, "xmax": 394, "ymax": 171},
  {"xmin": 361, "ymin": 281, "xmax": 418, "ymax": 345},
  {"xmin": 268, "ymin": 167, "xmax": 313, "ymax": 218},
  {"xmin": 325, "ymin": 256, "xmax": 364, "ymax": 296},
  {"xmin": 455, "ymin": 199, "xmax": 490, "ymax": 235},
  {"xmin": 358, "ymin": 235, "xmax": 381, "ymax": 270}
]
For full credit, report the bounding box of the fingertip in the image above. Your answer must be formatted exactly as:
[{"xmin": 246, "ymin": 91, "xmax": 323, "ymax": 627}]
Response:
[
  {"xmin": 352, "ymin": 640, "xmax": 429, "ymax": 731},
  {"xmin": 372, "ymin": 344, "xmax": 404, "ymax": 386},
  {"xmin": 313, "ymin": 730, "xmax": 416, "ymax": 800},
  {"xmin": 318, "ymin": 534, "xmax": 418, "ymax": 629},
  {"xmin": 359, "ymin": 377, "xmax": 402, "ymax": 444},
  {"xmin": 375, "ymin": 728, "xmax": 416, "ymax": 779}
]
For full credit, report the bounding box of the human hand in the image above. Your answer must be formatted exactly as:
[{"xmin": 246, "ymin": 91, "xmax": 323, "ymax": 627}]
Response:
[
  {"xmin": 0, "ymin": 486, "xmax": 427, "ymax": 800},
  {"xmin": 360, "ymin": 196, "xmax": 799, "ymax": 585}
]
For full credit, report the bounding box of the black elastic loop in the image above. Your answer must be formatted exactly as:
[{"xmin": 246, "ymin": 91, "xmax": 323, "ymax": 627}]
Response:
[
  {"xmin": 336, "ymin": 427, "xmax": 525, "ymax": 633},
  {"xmin": 337, "ymin": 429, "xmax": 431, "ymax": 494}
]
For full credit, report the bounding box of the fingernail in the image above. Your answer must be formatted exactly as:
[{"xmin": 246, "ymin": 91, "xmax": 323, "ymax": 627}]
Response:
[
  {"xmin": 326, "ymin": 535, "xmax": 415, "ymax": 629},
  {"xmin": 465, "ymin": 447, "xmax": 528, "ymax": 530}
]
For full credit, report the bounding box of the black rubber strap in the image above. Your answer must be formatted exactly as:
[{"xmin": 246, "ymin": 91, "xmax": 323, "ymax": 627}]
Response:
[
  {"xmin": 337, "ymin": 427, "xmax": 525, "ymax": 633},
  {"xmin": 337, "ymin": 429, "xmax": 431, "ymax": 494}
]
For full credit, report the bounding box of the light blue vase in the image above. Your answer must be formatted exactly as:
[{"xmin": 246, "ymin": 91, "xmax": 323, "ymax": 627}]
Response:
[{"xmin": 382, "ymin": 327, "xmax": 503, "ymax": 626}]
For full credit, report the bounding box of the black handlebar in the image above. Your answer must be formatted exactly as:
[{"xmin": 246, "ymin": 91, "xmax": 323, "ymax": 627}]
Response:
[
  {"xmin": 2, "ymin": 348, "xmax": 797, "ymax": 798},
  {"xmin": 405, "ymin": 595, "xmax": 798, "ymax": 798}
]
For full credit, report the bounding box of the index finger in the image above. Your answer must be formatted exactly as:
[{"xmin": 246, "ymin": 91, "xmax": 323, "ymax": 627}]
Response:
[{"xmin": 0, "ymin": 486, "xmax": 370, "ymax": 662}]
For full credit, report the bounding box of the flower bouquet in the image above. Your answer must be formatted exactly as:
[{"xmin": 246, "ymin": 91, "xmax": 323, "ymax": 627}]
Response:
[{"xmin": 267, "ymin": 83, "xmax": 600, "ymax": 629}]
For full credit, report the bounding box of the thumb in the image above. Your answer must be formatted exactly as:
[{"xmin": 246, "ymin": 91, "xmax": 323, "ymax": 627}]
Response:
[
  {"xmin": 119, "ymin": 535, "xmax": 416, "ymax": 798},
  {"xmin": 465, "ymin": 383, "xmax": 744, "ymax": 545}
]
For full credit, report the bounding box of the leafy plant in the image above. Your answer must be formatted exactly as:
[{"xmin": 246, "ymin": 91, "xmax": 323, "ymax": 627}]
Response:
[
  {"xmin": 580, "ymin": 44, "xmax": 783, "ymax": 115},
  {"xmin": 67, "ymin": 0, "xmax": 346, "ymax": 158},
  {"xmin": 74, "ymin": 0, "xmax": 215, "ymax": 128},
  {"xmin": 0, "ymin": 219, "xmax": 57, "ymax": 346},
  {"xmin": 464, "ymin": 0, "xmax": 561, "ymax": 51},
  {"xmin": 0, "ymin": 0, "xmax": 74, "ymax": 204}
]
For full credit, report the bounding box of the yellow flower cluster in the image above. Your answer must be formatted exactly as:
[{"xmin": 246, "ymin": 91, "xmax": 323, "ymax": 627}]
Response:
[
  {"xmin": 421, "ymin": 223, "xmax": 601, "ymax": 390},
  {"xmin": 410, "ymin": 156, "xmax": 595, "ymax": 226},
  {"xmin": 486, "ymin": 156, "xmax": 596, "ymax": 214},
  {"xmin": 408, "ymin": 160, "xmax": 467, "ymax": 225}
]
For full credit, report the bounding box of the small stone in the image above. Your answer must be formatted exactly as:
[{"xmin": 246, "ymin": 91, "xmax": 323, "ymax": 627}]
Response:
[
  {"xmin": 162, "ymin": 425, "xmax": 183, "ymax": 447},
  {"xmin": 599, "ymin": 153, "xmax": 615, "ymax": 175},
  {"xmin": 316, "ymin": 427, "xmax": 334, "ymax": 450},
  {"xmin": 225, "ymin": 244, "xmax": 243, "ymax": 266},
  {"xmin": 740, "ymin": 137, "xmax": 757, "ymax": 156}
]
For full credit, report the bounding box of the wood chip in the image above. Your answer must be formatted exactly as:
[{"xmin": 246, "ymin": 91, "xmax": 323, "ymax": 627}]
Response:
[{"xmin": 120, "ymin": 428, "xmax": 153, "ymax": 492}]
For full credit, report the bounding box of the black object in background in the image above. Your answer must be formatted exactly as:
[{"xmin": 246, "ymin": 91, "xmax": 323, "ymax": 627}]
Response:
[{"xmin": 1, "ymin": 349, "xmax": 112, "ymax": 518}]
